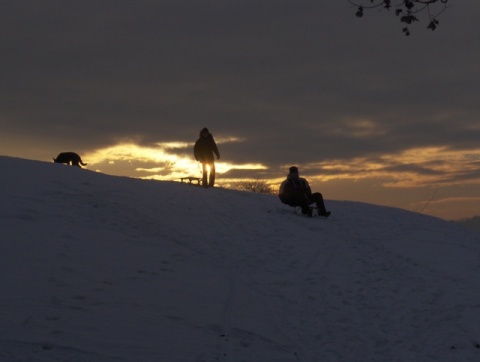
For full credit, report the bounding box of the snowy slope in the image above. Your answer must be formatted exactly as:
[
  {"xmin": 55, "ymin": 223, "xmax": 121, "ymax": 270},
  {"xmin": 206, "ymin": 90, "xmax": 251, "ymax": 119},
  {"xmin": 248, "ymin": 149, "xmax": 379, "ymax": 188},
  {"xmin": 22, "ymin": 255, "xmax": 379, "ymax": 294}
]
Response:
[
  {"xmin": 1, "ymin": 156, "xmax": 480, "ymax": 362},
  {"xmin": 455, "ymin": 217, "xmax": 480, "ymax": 233}
]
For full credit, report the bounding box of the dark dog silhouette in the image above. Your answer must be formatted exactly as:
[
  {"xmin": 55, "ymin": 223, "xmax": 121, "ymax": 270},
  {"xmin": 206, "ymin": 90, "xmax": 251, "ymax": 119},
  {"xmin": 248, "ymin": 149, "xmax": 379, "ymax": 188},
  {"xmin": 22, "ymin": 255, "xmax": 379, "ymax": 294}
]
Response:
[{"xmin": 53, "ymin": 152, "xmax": 87, "ymax": 167}]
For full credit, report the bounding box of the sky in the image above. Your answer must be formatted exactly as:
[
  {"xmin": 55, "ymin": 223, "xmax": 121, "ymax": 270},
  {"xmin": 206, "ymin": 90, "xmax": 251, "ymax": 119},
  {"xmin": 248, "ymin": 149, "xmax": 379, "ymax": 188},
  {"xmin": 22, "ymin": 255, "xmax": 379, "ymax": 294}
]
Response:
[
  {"xmin": 2, "ymin": 156, "xmax": 480, "ymax": 361},
  {"xmin": 1, "ymin": 0, "xmax": 479, "ymax": 220}
]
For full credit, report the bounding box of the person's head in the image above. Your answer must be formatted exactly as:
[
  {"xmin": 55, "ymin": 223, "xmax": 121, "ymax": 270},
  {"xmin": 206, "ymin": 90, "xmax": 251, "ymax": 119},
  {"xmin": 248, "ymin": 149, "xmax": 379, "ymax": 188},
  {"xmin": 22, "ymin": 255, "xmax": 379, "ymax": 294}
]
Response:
[
  {"xmin": 289, "ymin": 166, "xmax": 299, "ymax": 175},
  {"xmin": 200, "ymin": 127, "xmax": 209, "ymax": 137}
]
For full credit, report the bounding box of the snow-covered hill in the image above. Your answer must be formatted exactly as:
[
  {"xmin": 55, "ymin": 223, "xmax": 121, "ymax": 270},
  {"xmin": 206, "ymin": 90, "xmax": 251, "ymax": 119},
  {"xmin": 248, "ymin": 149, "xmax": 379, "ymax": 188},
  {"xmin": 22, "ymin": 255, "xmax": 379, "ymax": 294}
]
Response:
[
  {"xmin": 455, "ymin": 216, "xmax": 480, "ymax": 233},
  {"xmin": 1, "ymin": 156, "xmax": 480, "ymax": 362}
]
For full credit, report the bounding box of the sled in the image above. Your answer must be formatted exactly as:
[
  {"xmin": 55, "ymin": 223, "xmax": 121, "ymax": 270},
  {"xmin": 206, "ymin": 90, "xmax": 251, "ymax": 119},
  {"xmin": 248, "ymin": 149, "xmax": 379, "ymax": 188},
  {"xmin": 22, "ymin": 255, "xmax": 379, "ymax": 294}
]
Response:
[
  {"xmin": 293, "ymin": 206, "xmax": 318, "ymax": 216},
  {"xmin": 179, "ymin": 177, "xmax": 202, "ymax": 185}
]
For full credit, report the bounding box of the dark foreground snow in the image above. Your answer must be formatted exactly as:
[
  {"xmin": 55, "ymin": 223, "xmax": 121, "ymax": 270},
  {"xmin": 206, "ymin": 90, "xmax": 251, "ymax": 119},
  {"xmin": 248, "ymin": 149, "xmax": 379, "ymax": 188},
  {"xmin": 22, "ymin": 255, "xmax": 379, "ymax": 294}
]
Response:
[{"xmin": 1, "ymin": 156, "xmax": 480, "ymax": 362}]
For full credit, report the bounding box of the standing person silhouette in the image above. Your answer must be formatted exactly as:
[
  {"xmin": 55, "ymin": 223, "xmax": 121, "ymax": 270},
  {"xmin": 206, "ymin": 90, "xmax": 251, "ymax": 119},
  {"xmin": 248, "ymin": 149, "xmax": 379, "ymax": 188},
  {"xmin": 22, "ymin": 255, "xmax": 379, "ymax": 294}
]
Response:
[{"xmin": 193, "ymin": 127, "xmax": 220, "ymax": 188}]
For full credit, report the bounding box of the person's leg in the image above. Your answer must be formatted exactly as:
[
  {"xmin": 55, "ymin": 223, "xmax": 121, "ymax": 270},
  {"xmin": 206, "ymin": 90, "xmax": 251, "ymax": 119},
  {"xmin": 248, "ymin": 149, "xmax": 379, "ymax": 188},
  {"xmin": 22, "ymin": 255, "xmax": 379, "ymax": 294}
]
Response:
[
  {"xmin": 208, "ymin": 162, "xmax": 216, "ymax": 187},
  {"xmin": 290, "ymin": 195, "xmax": 311, "ymax": 215},
  {"xmin": 311, "ymin": 192, "xmax": 330, "ymax": 216},
  {"xmin": 201, "ymin": 163, "xmax": 208, "ymax": 187}
]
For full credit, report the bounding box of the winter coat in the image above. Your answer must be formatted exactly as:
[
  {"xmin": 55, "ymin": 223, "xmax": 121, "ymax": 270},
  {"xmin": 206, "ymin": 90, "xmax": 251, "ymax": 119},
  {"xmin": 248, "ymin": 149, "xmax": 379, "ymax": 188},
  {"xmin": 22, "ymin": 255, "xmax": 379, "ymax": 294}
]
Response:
[
  {"xmin": 278, "ymin": 173, "xmax": 312, "ymax": 203},
  {"xmin": 194, "ymin": 133, "xmax": 220, "ymax": 163}
]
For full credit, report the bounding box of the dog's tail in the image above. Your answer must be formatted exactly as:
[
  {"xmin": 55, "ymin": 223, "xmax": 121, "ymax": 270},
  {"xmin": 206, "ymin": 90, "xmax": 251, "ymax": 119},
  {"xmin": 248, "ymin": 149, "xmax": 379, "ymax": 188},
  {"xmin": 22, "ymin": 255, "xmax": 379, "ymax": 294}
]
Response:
[
  {"xmin": 79, "ymin": 160, "xmax": 87, "ymax": 166},
  {"xmin": 53, "ymin": 157, "xmax": 57, "ymax": 162}
]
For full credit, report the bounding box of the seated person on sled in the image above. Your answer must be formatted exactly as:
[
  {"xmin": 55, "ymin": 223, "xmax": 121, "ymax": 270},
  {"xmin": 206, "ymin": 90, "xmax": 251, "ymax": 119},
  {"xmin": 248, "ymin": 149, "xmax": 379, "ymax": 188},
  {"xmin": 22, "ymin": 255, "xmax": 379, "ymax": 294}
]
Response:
[{"xmin": 278, "ymin": 166, "xmax": 331, "ymax": 218}]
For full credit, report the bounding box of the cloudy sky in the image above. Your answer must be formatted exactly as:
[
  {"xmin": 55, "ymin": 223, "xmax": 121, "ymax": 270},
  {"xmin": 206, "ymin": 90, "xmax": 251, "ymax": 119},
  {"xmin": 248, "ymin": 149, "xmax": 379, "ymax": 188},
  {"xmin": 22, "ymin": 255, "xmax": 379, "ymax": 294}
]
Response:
[{"xmin": 1, "ymin": 0, "xmax": 479, "ymax": 220}]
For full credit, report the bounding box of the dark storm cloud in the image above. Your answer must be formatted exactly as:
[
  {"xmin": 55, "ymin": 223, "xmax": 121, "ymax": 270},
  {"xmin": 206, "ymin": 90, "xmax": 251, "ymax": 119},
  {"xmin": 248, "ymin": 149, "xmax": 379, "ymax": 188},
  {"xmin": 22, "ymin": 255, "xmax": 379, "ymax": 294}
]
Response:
[{"xmin": 1, "ymin": 0, "xmax": 479, "ymax": 169}]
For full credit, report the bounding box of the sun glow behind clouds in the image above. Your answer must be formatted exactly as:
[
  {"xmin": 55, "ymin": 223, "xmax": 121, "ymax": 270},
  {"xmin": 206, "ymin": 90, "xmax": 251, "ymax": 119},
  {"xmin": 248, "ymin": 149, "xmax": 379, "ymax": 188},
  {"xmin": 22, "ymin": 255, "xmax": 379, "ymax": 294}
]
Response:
[{"xmin": 84, "ymin": 142, "xmax": 266, "ymax": 182}]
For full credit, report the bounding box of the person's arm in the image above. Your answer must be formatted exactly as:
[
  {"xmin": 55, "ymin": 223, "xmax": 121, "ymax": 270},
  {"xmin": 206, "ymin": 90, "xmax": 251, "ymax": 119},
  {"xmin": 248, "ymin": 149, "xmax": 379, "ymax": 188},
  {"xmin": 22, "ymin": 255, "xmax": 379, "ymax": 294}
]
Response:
[
  {"xmin": 211, "ymin": 138, "xmax": 220, "ymax": 160},
  {"xmin": 302, "ymin": 178, "xmax": 313, "ymax": 196},
  {"xmin": 193, "ymin": 140, "xmax": 201, "ymax": 161}
]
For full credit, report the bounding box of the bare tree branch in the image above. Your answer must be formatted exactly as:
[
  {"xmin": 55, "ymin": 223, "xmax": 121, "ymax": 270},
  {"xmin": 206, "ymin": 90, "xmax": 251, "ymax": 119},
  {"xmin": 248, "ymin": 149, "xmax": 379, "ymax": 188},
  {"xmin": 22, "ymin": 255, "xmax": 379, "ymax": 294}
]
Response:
[{"xmin": 348, "ymin": 0, "xmax": 450, "ymax": 35}]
